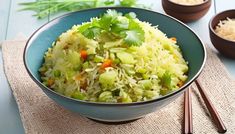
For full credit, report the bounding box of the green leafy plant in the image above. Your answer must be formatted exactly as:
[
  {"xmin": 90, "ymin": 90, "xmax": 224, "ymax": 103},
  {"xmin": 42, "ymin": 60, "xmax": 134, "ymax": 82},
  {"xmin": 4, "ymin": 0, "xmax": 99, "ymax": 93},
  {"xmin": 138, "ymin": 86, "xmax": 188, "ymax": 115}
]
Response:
[
  {"xmin": 78, "ymin": 10, "xmax": 144, "ymax": 46},
  {"xmin": 19, "ymin": 0, "xmax": 148, "ymax": 19}
]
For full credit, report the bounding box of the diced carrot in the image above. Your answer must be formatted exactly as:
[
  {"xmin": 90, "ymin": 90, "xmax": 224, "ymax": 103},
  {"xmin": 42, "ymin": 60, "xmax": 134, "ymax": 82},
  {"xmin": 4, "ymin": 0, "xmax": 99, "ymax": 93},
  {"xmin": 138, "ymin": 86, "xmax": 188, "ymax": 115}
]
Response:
[
  {"xmin": 48, "ymin": 79, "xmax": 54, "ymax": 87},
  {"xmin": 101, "ymin": 59, "xmax": 112, "ymax": 69},
  {"xmin": 170, "ymin": 37, "xmax": 177, "ymax": 42},
  {"xmin": 80, "ymin": 80, "xmax": 87, "ymax": 90},
  {"xmin": 80, "ymin": 50, "xmax": 88, "ymax": 60},
  {"xmin": 75, "ymin": 74, "xmax": 82, "ymax": 81},
  {"xmin": 177, "ymin": 81, "xmax": 184, "ymax": 87},
  {"xmin": 74, "ymin": 74, "xmax": 87, "ymax": 90}
]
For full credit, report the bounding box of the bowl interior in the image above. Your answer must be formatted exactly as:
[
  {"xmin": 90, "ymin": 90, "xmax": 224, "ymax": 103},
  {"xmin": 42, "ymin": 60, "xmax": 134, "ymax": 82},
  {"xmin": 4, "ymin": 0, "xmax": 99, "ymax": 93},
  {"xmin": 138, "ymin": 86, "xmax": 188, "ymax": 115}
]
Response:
[
  {"xmin": 210, "ymin": 10, "xmax": 235, "ymax": 36},
  {"xmin": 24, "ymin": 7, "xmax": 205, "ymax": 102},
  {"xmin": 168, "ymin": 0, "xmax": 210, "ymax": 7}
]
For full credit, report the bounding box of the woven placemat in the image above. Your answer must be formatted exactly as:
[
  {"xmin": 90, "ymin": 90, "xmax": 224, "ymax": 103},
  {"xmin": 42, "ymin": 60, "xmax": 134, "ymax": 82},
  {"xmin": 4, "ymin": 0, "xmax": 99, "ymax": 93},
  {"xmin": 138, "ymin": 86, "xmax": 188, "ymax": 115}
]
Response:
[{"xmin": 2, "ymin": 40, "xmax": 235, "ymax": 134}]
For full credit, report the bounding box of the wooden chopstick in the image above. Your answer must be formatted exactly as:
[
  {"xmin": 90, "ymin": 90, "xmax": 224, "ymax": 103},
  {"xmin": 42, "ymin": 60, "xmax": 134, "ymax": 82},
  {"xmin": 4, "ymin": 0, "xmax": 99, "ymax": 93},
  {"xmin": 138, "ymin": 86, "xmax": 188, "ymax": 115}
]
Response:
[
  {"xmin": 184, "ymin": 87, "xmax": 193, "ymax": 134},
  {"xmin": 195, "ymin": 80, "xmax": 227, "ymax": 133}
]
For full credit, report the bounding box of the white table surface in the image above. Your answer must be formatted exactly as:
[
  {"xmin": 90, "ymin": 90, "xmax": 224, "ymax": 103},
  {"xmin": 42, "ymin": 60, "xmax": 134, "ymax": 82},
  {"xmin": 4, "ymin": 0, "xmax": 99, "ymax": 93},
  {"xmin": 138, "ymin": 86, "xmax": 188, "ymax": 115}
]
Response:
[{"xmin": 0, "ymin": 0, "xmax": 235, "ymax": 133}]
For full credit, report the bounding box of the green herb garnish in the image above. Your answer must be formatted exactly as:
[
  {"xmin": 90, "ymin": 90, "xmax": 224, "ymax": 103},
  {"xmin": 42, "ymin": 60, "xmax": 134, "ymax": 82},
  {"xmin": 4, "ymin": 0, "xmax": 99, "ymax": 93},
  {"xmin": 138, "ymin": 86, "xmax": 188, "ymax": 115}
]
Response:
[
  {"xmin": 161, "ymin": 71, "xmax": 172, "ymax": 89},
  {"xmin": 19, "ymin": 0, "xmax": 147, "ymax": 19},
  {"xmin": 78, "ymin": 10, "xmax": 145, "ymax": 46}
]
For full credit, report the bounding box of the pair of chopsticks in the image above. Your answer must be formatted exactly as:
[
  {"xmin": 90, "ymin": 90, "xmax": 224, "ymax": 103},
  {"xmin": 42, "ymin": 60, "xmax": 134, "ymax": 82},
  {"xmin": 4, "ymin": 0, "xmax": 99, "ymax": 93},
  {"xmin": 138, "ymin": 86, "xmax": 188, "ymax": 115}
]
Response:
[{"xmin": 183, "ymin": 80, "xmax": 227, "ymax": 134}]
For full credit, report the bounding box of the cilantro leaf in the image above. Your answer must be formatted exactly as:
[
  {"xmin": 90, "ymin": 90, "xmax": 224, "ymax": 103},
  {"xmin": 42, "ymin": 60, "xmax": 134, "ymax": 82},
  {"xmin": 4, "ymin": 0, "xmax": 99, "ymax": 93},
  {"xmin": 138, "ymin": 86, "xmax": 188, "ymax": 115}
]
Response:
[
  {"xmin": 111, "ymin": 17, "xmax": 129, "ymax": 33},
  {"xmin": 90, "ymin": 18, "xmax": 101, "ymax": 27},
  {"xmin": 78, "ymin": 18, "xmax": 101, "ymax": 39},
  {"xmin": 99, "ymin": 9, "xmax": 121, "ymax": 31},
  {"xmin": 128, "ymin": 18, "xmax": 142, "ymax": 30},
  {"xmin": 160, "ymin": 72, "xmax": 172, "ymax": 95},
  {"xmin": 78, "ymin": 23, "xmax": 91, "ymax": 33},
  {"xmin": 122, "ymin": 19, "xmax": 144, "ymax": 46},
  {"xmin": 161, "ymin": 72, "xmax": 172, "ymax": 89},
  {"xmin": 122, "ymin": 30, "xmax": 144, "ymax": 46},
  {"xmin": 99, "ymin": 14, "xmax": 113, "ymax": 31},
  {"xmin": 78, "ymin": 10, "xmax": 145, "ymax": 46},
  {"xmin": 82, "ymin": 27, "xmax": 101, "ymax": 39}
]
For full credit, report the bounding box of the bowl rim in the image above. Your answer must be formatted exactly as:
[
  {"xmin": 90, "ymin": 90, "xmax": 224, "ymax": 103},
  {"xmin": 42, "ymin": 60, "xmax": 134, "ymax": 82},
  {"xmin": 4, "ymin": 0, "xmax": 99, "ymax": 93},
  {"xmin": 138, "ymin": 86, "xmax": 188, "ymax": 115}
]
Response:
[
  {"xmin": 23, "ymin": 7, "xmax": 207, "ymax": 106},
  {"xmin": 166, "ymin": 0, "xmax": 211, "ymax": 7},
  {"xmin": 209, "ymin": 9, "xmax": 235, "ymax": 43}
]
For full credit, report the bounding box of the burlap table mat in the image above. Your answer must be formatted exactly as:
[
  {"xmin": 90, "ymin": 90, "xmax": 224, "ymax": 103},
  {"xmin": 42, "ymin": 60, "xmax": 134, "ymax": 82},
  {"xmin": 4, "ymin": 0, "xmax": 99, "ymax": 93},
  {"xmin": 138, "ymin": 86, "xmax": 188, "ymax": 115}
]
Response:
[{"xmin": 2, "ymin": 39, "xmax": 235, "ymax": 134}]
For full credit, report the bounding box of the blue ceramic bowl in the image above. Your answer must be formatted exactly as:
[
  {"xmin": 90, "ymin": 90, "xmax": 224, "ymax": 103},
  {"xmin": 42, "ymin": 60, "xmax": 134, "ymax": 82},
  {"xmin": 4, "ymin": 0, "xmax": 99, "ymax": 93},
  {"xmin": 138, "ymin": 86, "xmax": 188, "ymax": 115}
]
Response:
[{"xmin": 24, "ymin": 7, "xmax": 206, "ymax": 122}]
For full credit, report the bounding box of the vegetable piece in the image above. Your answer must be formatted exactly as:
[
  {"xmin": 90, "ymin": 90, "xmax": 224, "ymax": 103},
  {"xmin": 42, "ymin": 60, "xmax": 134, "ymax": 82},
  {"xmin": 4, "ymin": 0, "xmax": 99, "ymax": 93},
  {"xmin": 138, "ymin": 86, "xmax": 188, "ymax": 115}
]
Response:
[
  {"xmin": 160, "ymin": 87, "xmax": 171, "ymax": 96},
  {"xmin": 133, "ymin": 88, "xmax": 143, "ymax": 96},
  {"xmin": 101, "ymin": 59, "xmax": 112, "ymax": 69},
  {"xmin": 142, "ymin": 74, "xmax": 150, "ymax": 80},
  {"xmin": 161, "ymin": 72, "xmax": 172, "ymax": 88},
  {"xmin": 86, "ymin": 42, "xmax": 97, "ymax": 55},
  {"xmin": 177, "ymin": 81, "xmax": 184, "ymax": 87},
  {"xmin": 137, "ymin": 68, "xmax": 146, "ymax": 74},
  {"xmin": 122, "ymin": 30, "xmax": 144, "ymax": 46},
  {"xmin": 74, "ymin": 73, "xmax": 87, "ymax": 85},
  {"xmin": 99, "ymin": 71, "xmax": 117, "ymax": 87},
  {"xmin": 110, "ymin": 53, "xmax": 116, "ymax": 60},
  {"xmin": 116, "ymin": 52, "xmax": 135, "ymax": 64},
  {"xmin": 119, "ymin": 90, "xmax": 132, "ymax": 102},
  {"xmin": 68, "ymin": 52, "xmax": 81, "ymax": 70},
  {"xmin": 47, "ymin": 79, "xmax": 54, "ymax": 87},
  {"xmin": 67, "ymin": 51, "xmax": 81, "ymax": 65},
  {"xmin": 94, "ymin": 55, "xmax": 104, "ymax": 63},
  {"xmin": 78, "ymin": 23, "xmax": 91, "ymax": 34},
  {"xmin": 121, "ymin": 19, "xmax": 145, "ymax": 46},
  {"xmin": 82, "ymin": 62, "xmax": 89, "ymax": 69},
  {"xmin": 113, "ymin": 58, "xmax": 121, "ymax": 64},
  {"xmin": 75, "ymin": 74, "xmax": 82, "ymax": 81},
  {"xmin": 139, "ymin": 80, "xmax": 152, "ymax": 90},
  {"xmin": 87, "ymin": 54, "xmax": 95, "ymax": 60},
  {"xmin": 80, "ymin": 50, "xmax": 88, "ymax": 60},
  {"xmin": 98, "ymin": 91, "xmax": 113, "ymax": 102},
  {"xmin": 120, "ymin": 64, "xmax": 135, "ymax": 75},
  {"xmin": 72, "ymin": 91, "xmax": 87, "ymax": 100},
  {"xmin": 66, "ymin": 70, "xmax": 76, "ymax": 80},
  {"xmin": 144, "ymin": 90, "xmax": 158, "ymax": 98},
  {"xmin": 99, "ymin": 9, "xmax": 120, "ymax": 31},
  {"xmin": 112, "ymin": 89, "xmax": 120, "ymax": 96},
  {"xmin": 74, "ymin": 74, "xmax": 87, "ymax": 90},
  {"xmin": 111, "ymin": 17, "xmax": 129, "ymax": 33},
  {"xmin": 82, "ymin": 27, "xmax": 101, "ymax": 39},
  {"xmin": 134, "ymin": 88, "xmax": 144, "ymax": 98},
  {"xmin": 170, "ymin": 37, "xmax": 177, "ymax": 42},
  {"xmin": 53, "ymin": 70, "xmax": 61, "ymax": 77}
]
